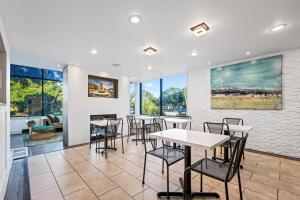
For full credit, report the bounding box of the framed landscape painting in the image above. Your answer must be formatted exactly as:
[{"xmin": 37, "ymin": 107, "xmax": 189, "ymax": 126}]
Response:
[
  {"xmin": 211, "ymin": 55, "xmax": 282, "ymax": 110},
  {"xmin": 88, "ymin": 75, "xmax": 118, "ymax": 98}
]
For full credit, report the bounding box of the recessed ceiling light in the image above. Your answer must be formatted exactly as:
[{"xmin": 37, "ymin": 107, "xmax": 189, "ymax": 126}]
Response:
[
  {"xmin": 143, "ymin": 47, "xmax": 157, "ymax": 55},
  {"xmin": 90, "ymin": 49, "xmax": 98, "ymax": 55},
  {"xmin": 191, "ymin": 22, "xmax": 209, "ymax": 37},
  {"xmin": 129, "ymin": 15, "xmax": 142, "ymax": 24},
  {"xmin": 246, "ymin": 51, "xmax": 251, "ymax": 56},
  {"xmin": 191, "ymin": 51, "xmax": 197, "ymax": 56},
  {"xmin": 147, "ymin": 65, "xmax": 152, "ymax": 70},
  {"xmin": 269, "ymin": 24, "xmax": 287, "ymax": 32},
  {"xmin": 208, "ymin": 61, "xmax": 211, "ymax": 65}
]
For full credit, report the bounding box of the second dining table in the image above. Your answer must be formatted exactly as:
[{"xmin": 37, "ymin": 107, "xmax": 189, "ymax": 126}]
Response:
[{"xmin": 150, "ymin": 129, "xmax": 229, "ymax": 199}]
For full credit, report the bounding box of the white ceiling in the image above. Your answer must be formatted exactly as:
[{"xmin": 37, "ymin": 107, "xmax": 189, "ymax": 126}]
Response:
[{"xmin": 0, "ymin": 0, "xmax": 300, "ymax": 81}]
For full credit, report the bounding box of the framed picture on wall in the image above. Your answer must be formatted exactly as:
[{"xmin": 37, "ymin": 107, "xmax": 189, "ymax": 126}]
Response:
[
  {"xmin": 211, "ymin": 55, "xmax": 282, "ymax": 110},
  {"xmin": 88, "ymin": 75, "xmax": 118, "ymax": 98}
]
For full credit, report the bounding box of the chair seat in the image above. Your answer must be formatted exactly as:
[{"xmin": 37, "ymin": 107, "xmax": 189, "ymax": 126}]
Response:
[
  {"xmin": 190, "ymin": 158, "xmax": 232, "ymax": 182},
  {"xmin": 148, "ymin": 147, "xmax": 185, "ymax": 165}
]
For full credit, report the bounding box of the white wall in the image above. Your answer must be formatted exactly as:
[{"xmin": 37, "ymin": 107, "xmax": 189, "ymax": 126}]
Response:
[
  {"xmin": 63, "ymin": 65, "xmax": 130, "ymax": 146},
  {"xmin": 0, "ymin": 14, "xmax": 12, "ymax": 200},
  {"xmin": 187, "ymin": 48, "xmax": 300, "ymax": 158}
]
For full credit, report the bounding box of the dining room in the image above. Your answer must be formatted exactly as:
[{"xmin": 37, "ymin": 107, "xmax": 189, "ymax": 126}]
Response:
[{"xmin": 1, "ymin": 1, "xmax": 300, "ymax": 200}]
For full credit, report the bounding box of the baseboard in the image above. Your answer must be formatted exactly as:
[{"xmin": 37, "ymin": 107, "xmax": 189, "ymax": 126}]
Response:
[
  {"xmin": 245, "ymin": 148, "xmax": 300, "ymax": 161},
  {"xmin": 0, "ymin": 151, "xmax": 13, "ymax": 200}
]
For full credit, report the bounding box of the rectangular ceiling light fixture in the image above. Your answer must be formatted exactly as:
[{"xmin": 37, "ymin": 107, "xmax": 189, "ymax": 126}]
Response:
[
  {"xmin": 143, "ymin": 47, "xmax": 157, "ymax": 55},
  {"xmin": 191, "ymin": 22, "xmax": 209, "ymax": 36}
]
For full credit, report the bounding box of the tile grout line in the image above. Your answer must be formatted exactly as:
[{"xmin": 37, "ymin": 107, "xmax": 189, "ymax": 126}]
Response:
[{"xmin": 44, "ymin": 153, "xmax": 66, "ymax": 200}]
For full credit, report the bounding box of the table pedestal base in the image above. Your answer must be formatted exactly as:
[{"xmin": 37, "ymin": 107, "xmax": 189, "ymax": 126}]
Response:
[{"xmin": 157, "ymin": 191, "xmax": 219, "ymax": 199}]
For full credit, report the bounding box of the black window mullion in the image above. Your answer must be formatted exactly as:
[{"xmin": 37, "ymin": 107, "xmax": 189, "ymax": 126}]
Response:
[
  {"xmin": 160, "ymin": 79, "xmax": 163, "ymax": 116},
  {"xmin": 139, "ymin": 82, "xmax": 142, "ymax": 115}
]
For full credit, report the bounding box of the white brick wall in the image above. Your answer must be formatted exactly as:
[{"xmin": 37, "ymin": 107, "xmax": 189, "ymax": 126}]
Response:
[{"xmin": 187, "ymin": 48, "xmax": 300, "ymax": 158}]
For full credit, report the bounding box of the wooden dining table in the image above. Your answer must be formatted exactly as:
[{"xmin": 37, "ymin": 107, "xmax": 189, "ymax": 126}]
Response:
[{"xmin": 150, "ymin": 129, "xmax": 229, "ymax": 199}]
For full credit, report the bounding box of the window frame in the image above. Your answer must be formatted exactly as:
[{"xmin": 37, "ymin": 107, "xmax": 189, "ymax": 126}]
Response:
[{"xmin": 10, "ymin": 65, "xmax": 63, "ymax": 117}]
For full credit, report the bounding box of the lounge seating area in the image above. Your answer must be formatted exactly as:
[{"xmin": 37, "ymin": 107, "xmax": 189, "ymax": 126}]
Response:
[{"xmin": 0, "ymin": 1, "xmax": 300, "ymax": 200}]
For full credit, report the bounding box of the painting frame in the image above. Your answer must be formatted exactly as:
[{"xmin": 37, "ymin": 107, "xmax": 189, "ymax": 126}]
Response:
[
  {"xmin": 88, "ymin": 75, "xmax": 118, "ymax": 98},
  {"xmin": 210, "ymin": 55, "xmax": 282, "ymax": 110}
]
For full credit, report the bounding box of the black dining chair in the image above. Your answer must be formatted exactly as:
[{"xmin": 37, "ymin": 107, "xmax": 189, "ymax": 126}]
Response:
[
  {"xmin": 177, "ymin": 115, "xmax": 192, "ymax": 130},
  {"xmin": 126, "ymin": 115, "xmax": 143, "ymax": 145},
  {"xmin": 96, "ymin": 118, "xmax": 124, "ymax": 158},
  {"xmin": 222, "ymin": 118, "xmax": 245, "ymax": 159},
  {"xmin": 203, "ymin": 122, "xmax": 233, "ymax": 161},
  {"xmin": 184, "ymin": 134, "xmax": 248, "ymax": 200},
  {"xmin": 153, "ymin": 117, "xmax": 168, "ymax": 130},
  {"xmin": 142, "ymin": 123, "xmax": 185, "ymax": 199}
]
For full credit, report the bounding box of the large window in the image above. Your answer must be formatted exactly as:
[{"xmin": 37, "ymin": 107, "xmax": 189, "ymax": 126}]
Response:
[
  {"xmin": 10, "ymin": 64, "xmax": 63, "ymax": 117},
  {"xmin": 162, "ymin": 74, "xmax": 187, "ymax": 116},
  {"xmin": 141, "ymin": 79, "xmax": 160, "ymax": 115},
  {"xmin": 130, "ymin": 83, "xmax": 135, "ymax": 114},
  {"xmin": 140, "ymin": 74, "xmax": 187, "ymax": 116}
]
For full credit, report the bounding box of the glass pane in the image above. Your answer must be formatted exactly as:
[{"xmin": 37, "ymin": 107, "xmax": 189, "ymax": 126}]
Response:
[
  {"xmin": 162, "ymin": 74, "xmax": 187, "ymax": 116},
  {"xmin": 141, "ymin": 79, "xmax": 160, "ymax": 115},
  {"xmin": 43, "ymin": 80, "xmax": 63, "ymax": 115},
  {"xmin": 10, "ymin": 64, "xmax": 42, "ymax": 78},
  {"xmin": 43, "ymin": 69, "xmax": 63, "ymax": 81},
  {"xmin": 10, "ymin": 77, "xmax": 42, "ymax": 116},
  {"xmin": 130, "ymin": 83, "xmax": 135, "ymax": 114}
]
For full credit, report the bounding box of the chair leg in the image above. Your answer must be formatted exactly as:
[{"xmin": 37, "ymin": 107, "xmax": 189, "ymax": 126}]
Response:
[
  {"xmin": 200, "ymin": 172, "xmax": 203, "ymax": 192},
  {"xmin": 127, "ymin": 128, "xmax": 130, "ymax": 142},
  {"xmin": 224, "ymin": 182, "xmax": 229, "ymax": 200},
  {"xmin": 142, "ymin": 153, "xmax": 147, "ymax": 184},
  {"xmin": 213, "ymin": 148, "xmax": 216, "ymax": 160},
  {"xmin": 237, "ymin": 169, "xmax": 243, "ymax": 200},
  {"xmin": 136, "ymin": 131, "xmax": 138, "ymax": 146},
  {"xmin": 162, "ymin": 160, "xmax": 164, "ymax": 174},
  {"xmin": 167, "ymin": 164, "xmax": 170, "ymax": 199},
  {"xmin": 121, "ymin": 135, "xmax": 124, "ymax": 154}
]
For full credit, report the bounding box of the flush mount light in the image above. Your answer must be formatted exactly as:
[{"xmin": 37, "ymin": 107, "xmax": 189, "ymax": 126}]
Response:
[
  {"xmin": 191, "ymin": 22, "xmax": 209, "ymax": 36},
  {"xmin": 147, "ymin": 65, "xmax": 152, "ymax": 70},
  {"xmin": 191, "ymin": 51, "xmax": 197, "ymax": 56},
  {"xmin": 112, "ymin": 63, "xmax": 121, "ymax": 68},
  {"xmin": 129, "ymin": 15, "xmax": 142, "ymax": 24},
  {"xmin": 246, "ymin": 51, "xmax": 251, "ymax": 56},
  {"xmin": 269, "ymin": 24, "xmax": 287, "ymax": 32},
  {"xmin": 143, "ymin": 47, "xmax": 157, "ymax": 55},
  {"xmin": 90, "ymin": 49, "xmax": 98, "ymax": 55}
]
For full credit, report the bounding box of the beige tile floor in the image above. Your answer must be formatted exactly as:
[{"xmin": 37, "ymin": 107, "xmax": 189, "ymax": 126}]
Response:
[{"xmin": 29, "ymin": 138, "xmax": 300, "ymax": 200}]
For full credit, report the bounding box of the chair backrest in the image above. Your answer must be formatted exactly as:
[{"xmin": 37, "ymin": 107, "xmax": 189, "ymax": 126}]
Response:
[
  {"xmin": 178, "ymin": 115, "xmax": 192, "ymax": 129},
  {"xmin": 203, "ymin": 122, "xmax": 229, "ymax": 135},
  {"xmin": 222, "ymin": 118, "xmax": 243, "ymax": 125},
  {"xmin": 142, "ymin": 123, "xmax": 161, "ymax": 152},
  {"xmin": 126, "ymin": 115, "xmax": 138, "ymax": 129},
  {"xmin": 153, "ymin": 118, "xmax": 168, "ymax": 130},
  {"xmin": 226, "ymin": 133, "xmax": 248, "ymax": 181},
  {"xmin": 107, "ymin": 118, "xmax": 123, "ymax": 136}
]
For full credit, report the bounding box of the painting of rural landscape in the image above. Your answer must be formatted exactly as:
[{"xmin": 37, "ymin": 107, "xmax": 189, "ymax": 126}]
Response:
[
  {"xmin": 88, "ymin": 75, "xmax": 118, "ymax": 98},
  {"xmin": 211, "ymin": 55, "xmax": 282, "ymax": 109}
]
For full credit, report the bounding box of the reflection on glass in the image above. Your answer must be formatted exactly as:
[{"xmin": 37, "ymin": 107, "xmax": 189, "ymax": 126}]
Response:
[
  {"xmin": 141, "ymin": 79, "xmax": 160, "ymax": 115},
  {"xmin": 130, "ymin": 83, "xmax": 135, "ymax": 114},
  {"xmin": 10, "ymin": 77, "xmax": 42, "ymax": 116},
  {"xmin": 43, "ymin": 80, "xmax": 63, "ymax": 115},
  {"xmin": 162, "ymin": 74, "xmax": 187, "ymax": 116}
]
